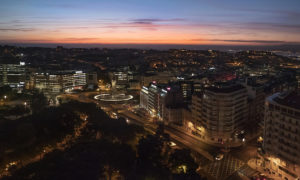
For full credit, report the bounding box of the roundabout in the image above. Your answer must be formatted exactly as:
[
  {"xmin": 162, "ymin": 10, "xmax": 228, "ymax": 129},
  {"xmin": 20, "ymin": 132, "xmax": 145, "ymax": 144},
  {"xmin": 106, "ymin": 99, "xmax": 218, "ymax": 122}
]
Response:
[{"xmin": 94, "ymin": 93, "xmax": 133, "ymax": 102}]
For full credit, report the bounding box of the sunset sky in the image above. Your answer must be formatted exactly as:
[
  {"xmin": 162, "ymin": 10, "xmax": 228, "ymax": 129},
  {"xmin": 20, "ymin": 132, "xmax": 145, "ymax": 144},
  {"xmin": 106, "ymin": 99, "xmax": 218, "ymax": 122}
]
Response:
[{"xmin": 1, "ymin": 0, "xmax": 300, "ymax": 45}]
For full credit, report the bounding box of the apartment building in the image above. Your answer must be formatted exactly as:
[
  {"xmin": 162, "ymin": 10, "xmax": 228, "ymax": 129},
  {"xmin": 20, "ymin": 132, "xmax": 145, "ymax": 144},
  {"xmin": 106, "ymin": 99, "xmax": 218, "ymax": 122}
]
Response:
[
  {"xmin": 190, "ymin": 84, "xmax": 248, "ymax": 143},
  {"xmin": 264, "ymin": 92, "xmax": 300, "ymax": 180}
]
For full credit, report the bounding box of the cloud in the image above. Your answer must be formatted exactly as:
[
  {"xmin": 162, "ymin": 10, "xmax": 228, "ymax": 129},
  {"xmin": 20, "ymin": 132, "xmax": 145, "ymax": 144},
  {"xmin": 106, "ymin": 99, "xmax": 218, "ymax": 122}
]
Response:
[
  {"xmin": 0, "ymin": 28, "xmax": 35, "ymax": 32},
  {"xmin": 62, "ymin": 37, "xmax": 102, "ymax": 42},
  {"xmin": 214, "ymin": 39, "xmax": 286, "ymax": 44},
  {"xmin": 240, "ymin": 22, "xmax": 300, "ymax": 33},
  {"xmin": 191, "ymin": 39, "xmax": 300, "ymax": 44},
  {"xmin": 131, "ymin": 18, "xmax": 185, "ymax": 23}
]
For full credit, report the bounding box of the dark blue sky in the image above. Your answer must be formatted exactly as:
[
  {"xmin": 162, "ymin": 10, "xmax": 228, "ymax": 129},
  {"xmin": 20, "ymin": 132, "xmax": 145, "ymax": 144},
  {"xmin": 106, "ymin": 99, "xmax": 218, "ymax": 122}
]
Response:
[{"xmin": 1, "ymin": 0, "xmax": 300, "ymax": 45}]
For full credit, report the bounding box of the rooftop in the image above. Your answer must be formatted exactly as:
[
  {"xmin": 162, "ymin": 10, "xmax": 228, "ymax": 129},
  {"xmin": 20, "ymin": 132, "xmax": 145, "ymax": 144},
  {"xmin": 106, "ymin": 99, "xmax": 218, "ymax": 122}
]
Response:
[
  {"xmin": 274, "ymin": 91, "xmax": 300, "ymax": 110},
  {"xmin": 206, "ymin": 84, "xmax": 245, "ymax": 93}
]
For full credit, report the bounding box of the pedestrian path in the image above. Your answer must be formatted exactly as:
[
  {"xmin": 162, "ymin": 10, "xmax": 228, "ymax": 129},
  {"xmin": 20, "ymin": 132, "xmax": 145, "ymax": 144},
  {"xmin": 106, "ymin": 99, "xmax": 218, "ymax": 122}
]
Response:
[{"xmin": 248, "ymin": 158, "xmax": 280, "ymax": 179}]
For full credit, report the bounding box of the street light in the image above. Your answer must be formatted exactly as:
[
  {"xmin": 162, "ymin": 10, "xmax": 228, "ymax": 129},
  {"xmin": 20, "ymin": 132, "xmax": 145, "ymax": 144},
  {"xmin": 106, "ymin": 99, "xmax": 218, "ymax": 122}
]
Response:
[{"xmin": 4, "ymin": 95, "xmax": 7, "ymax": 99}]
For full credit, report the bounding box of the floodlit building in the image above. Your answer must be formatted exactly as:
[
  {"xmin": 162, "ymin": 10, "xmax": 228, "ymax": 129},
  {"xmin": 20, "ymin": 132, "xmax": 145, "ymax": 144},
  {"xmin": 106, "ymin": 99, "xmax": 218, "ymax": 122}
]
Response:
[
  {"xmin": 263, "ymin": 91, "xmax": 300, "ymax": 180},
  {"xmin": 32, "ymin": 70, "xmax": 87, "ymax": 97},
  {"xmin": 190, "ymin": 84, "xmax": 248, "ymax": 143},
  {"xmin": 140, "ymin": 86, "xmax": 149, "ymax": 110},
  {"xmin": 62, "ymin": 71, "xmax": 86, "ymax": 92},
  {"xmin": 140, "ymin": 82, "xmax": 183, "ymax": 123}
]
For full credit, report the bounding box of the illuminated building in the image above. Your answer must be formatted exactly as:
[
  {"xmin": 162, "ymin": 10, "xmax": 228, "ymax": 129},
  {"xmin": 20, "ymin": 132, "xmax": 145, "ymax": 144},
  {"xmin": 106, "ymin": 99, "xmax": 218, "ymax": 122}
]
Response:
[
  {"xmin": 0, "ymin": 62, "xmax": 26, "ymax": 90},
  {"xmin": 141, "ymin": 71, "xmax": 176, "ymax": 86},
  {"xmin": 191, "ymin": 84, "xmax": 248, "ymax": 143},
  {"xmin": 86, "ymin": 72, "xmax": 98, "ymax": 89},
  {"xmin": 62, "ymin": 71, "xmax": 86, "ymax": 92},
  {"xmin": 263, "ymin": 92, "xmax": 300, "ymax": 180},
  {"xmin": 108, "ymin": 71, "xmax": 128, "ymax": 89},
  {"xmin": 140, "ymin": 86, "xmax": 149, "ymax": 110},
  {"xmin": 147, "ymin": 83, "xmax": 159, "ymax": 116},
  {"xmin": 177, "ymin": 80, "xmax": 205, "ymax": 104},
  {"xmin": 140, "ymin": 82, "xmax": 183, "ymax": 123},
  {"xmin": 32, "ymin": 70, "xmax": 87, "ymax": 97},
  {"xmin": 178, "ymin": 81, "xmax": 193, "ymax": 104},
  {"xmin": 296, "ymin": 71, "xmax": 300, "ymax": 90}
]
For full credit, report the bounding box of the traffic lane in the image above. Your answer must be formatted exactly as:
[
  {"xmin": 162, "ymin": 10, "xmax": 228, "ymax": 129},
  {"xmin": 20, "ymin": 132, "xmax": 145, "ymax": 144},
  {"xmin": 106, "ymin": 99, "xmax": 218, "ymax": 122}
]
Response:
[
  {"xmin": 165, "ymin": 128, "xmax": 214, "ymax": 161},
  {"xmin": 230, "ymin": 137, "xmax": 259, "ymax": 162},
  {"xmin": 165, "ymin": 125, "xmax": 218, "ymax": 153},
  {"xmin": 123, "ymin": 114, "xmax": 214, "ymax": 162},
  {"xmin": 120, "ymin": 110, "xmax": 216, "ymax": 160}
]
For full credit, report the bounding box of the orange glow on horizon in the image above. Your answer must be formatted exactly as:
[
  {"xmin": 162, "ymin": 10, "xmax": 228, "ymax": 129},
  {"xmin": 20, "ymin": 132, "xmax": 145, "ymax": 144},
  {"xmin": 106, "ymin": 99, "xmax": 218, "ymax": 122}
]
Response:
[{"xmin": 1, "ymin": 23, "xmax": 295, "ymax": 46}]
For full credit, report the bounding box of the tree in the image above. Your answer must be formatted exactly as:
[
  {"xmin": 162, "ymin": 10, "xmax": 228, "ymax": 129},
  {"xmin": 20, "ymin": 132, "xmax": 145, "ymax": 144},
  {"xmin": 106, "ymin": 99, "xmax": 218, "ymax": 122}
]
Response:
[
  {"xmin": 30, "ymin": 91, "xmax": 48, "ymax": 114},
  {"xmin": 9, "ymin": 105, "xmax": 30, "ymax": 117},
  {"xmin": 0, "ymin": 85, "xmax": 13, "ymax": 99},
  {"xmin": 155, "ymin": 123, "xmax": 171, "ymax": 159},
  {"xmin": 136, "ymin": 134, "xmax": 171, "ymax": 179},
  {"xmin": 3, "ymin": 140, "xmax": 136, "ymax": 180},
  {"xmin": 169, "ymin": 149, "xmax": 198, "ymax": 174},
  {"xmin": 100, "ymin": 141, "xmax": 136, "ymax": 180}
]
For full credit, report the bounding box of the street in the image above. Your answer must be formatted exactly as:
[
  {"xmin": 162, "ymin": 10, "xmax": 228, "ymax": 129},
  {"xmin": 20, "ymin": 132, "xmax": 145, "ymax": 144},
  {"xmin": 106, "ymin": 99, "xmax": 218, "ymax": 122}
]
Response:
[{"xmin": 60, "ymin": 91, "xmax": 261, "ymax": 180}]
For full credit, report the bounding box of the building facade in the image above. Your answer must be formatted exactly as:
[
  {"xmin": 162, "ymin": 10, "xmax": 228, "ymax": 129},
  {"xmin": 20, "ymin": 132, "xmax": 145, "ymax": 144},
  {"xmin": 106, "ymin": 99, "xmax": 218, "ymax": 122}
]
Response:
[
  {"xmin": 32, "ymin": 70, "xmax": 87, "ymax": 97},
  {"xmin": 0, "ymin": 62, "xmax": 26, "ymax": 90},
  {"xmin": 140, "ymin": 83, "xmax": 183, "ymax": 123},
  {"xmin": 190, "ymin": 84, "xmax": 248, "ymax": 143},
  {"xmin": 263, "ymin": 92, "xmax": 300, "ymax": 180}
]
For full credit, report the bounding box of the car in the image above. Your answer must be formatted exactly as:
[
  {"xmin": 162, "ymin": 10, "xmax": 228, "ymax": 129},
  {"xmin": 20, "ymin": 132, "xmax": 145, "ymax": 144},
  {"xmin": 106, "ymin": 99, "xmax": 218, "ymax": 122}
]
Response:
[
  {"xmin": 215, "ymin": 153, "xmax": 224, "ymax": 160},
  {"xmin": 169, "ymin": 141, "xmax": 177, "ymax": 147}
]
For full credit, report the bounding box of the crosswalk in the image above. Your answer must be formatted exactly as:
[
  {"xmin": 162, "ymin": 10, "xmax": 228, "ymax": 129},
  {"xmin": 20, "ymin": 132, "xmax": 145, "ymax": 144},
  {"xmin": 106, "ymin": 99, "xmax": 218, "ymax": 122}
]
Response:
[
  {"xmin": 237, "ymin": 165, "xmax": 260, "ymax": 178},
  {"xmin": 203, "ymin": 155, "xmax": 245, "ymax": 180}
]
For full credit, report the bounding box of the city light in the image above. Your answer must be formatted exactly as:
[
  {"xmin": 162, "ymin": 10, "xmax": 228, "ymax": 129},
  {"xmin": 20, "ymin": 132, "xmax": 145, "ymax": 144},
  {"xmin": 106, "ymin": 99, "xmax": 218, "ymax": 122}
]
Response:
[{"xmin": 1, "ymin": 1, "xmax": 300, "ymax": 179}]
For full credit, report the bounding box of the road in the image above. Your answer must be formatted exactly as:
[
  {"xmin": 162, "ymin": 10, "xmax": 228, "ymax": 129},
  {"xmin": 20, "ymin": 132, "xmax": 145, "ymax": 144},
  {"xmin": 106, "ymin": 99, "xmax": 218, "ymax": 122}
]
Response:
[
  {"xmin": 59, "ymin": 91, "xmax": 261, "ymax": 180},
  {"xmin": 120, "ymin": 109, "xmax": 260, "ymax": 180}
]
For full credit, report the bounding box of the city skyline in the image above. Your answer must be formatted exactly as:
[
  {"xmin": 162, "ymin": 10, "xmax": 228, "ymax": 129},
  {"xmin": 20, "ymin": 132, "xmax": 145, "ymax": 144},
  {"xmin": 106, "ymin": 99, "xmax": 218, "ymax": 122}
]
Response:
[{"xmin": 1, "ymin": 0, "xmax": 300, "ymax": 45}]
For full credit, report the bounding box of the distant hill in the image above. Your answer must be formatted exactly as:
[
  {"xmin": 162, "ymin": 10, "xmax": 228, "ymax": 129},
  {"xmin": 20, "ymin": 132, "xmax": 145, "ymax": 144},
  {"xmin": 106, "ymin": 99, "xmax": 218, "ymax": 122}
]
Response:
[{"xmin": 1, "ymin": 43, "xmax": 300, "ymax": 52}]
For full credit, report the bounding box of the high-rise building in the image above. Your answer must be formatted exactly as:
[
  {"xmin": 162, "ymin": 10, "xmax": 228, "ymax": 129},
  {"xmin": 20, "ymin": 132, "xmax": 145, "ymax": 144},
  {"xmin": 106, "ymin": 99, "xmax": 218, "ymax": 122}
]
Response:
[
  {"xmin": 140, "ymin": 86, "xmax": 149, "ymax": 110},
  {"xmin": 263, "ymin": 91, "xmax": 300, "ymax": 180},
  {"xmin": 140, "ymin": 82, "xmax": 183, "ymax": 123},
  {"xmin": 147, "ymin": 83, "xmax": 160, "ymax": 117},
  {"xmin": 190, "ymin": 84, "xmax": 248, "ymax": 143},
  {"xmin": 178, "ymin": 81, "xmax": 193, "ymax": 104}
]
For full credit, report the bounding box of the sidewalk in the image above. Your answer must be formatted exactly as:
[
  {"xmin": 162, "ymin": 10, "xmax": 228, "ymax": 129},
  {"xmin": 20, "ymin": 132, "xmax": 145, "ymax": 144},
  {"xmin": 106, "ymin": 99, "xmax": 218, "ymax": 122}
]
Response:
[{"xmin": 248, "ymin": 158, "xmax": 278, "ymax": 179}]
